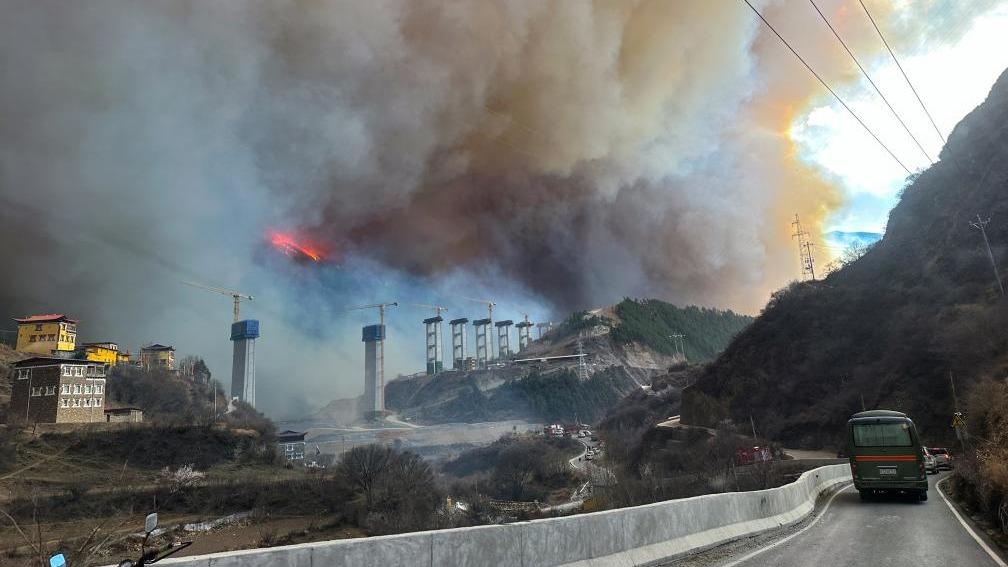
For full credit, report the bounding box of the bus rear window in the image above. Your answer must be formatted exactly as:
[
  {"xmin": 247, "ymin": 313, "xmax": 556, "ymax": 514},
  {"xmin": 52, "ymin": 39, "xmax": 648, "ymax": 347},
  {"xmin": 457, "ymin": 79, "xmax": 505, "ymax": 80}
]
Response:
[{"xmin": 852, "ymin": 422, "xmax": 912, "ymax": 447}]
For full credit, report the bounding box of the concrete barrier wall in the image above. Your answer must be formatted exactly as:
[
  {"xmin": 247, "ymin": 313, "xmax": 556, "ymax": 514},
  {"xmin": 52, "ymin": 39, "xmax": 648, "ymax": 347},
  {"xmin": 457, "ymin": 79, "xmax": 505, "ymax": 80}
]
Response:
[{"xmin": 151, "ymin": 464, "xmax": 850, "ymax": 567}]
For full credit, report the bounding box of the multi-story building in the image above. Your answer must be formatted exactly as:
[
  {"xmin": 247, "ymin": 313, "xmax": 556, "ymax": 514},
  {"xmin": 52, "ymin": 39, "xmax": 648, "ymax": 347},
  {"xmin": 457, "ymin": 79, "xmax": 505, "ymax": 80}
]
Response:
[
  {"xmin": 14, "ymin": 314, "xmax": 78, "ymax": 355},
  {"xmin": 8, "ymin": 357, "xmax": 107, "ymax": 424},
  {"xmin": 140, "ymin": 344, "xmax": 175, "ymax": 370},
  {"xmin": 80, "ymin": 342, "xmax": 130, "ymax": 366}
]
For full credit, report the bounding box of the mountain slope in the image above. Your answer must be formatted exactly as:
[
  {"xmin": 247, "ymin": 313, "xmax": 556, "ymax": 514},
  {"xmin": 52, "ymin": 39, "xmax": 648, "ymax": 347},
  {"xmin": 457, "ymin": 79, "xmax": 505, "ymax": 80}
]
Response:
[
  {"xmin": 313, "ymin": 299, "xmax": 751, "ymax": 425},
  {"xmin": 685, "ymin": 67, "xmax": 1008, "ymax": 448}
]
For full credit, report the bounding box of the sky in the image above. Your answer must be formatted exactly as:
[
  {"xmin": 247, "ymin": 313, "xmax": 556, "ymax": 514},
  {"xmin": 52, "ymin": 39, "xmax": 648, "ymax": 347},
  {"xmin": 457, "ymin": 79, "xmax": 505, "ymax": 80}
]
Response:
[
  {"xmin": 792, "ymin": 2, "xmax": 1008, "ymax": 251},
  {"xmin": 0, "ymin": 1, "xmax": 1006, "ymax": 419}
]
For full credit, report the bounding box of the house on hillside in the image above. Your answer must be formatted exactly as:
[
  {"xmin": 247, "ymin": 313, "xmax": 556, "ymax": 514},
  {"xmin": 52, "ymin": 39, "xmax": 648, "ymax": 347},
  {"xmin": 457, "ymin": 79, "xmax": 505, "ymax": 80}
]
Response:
[
  {"xmin": 140, "ymin": 344, "xmax": 175, "ymax": 371},
  {"xmin": 8, "ymin": 357, "xmax": 107, "ymax": 424},
  {"xmin": 13, "ymin": 314, "xmax": 78, "ymax": 356},
  {"xmin": 80, "ymin": 342, "xmax": 131, "ymax": 366},
  {"xmin": 276, "ymin": 430, "xmax": 306, "ymax": 463}
]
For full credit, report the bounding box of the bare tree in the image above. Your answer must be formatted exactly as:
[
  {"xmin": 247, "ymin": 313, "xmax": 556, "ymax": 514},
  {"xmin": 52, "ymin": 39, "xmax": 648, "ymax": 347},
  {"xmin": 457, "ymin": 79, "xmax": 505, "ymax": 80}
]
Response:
[{"xmin": 338, "ymin": 445, "xmax": 392, "ymax": 507}]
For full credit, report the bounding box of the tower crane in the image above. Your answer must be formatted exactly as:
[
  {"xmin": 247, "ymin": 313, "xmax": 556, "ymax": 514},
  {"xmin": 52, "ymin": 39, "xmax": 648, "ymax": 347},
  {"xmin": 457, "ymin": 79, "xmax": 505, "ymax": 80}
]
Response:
[
  {"xmin": 348, "ymin": 302, "xmax": 398, "ymax": 411},
  {"xmin": 181, "ymin": 280, "xmax": 253, "ymax": 322},
  {"xmin": 460, "ymin": 296, "xmax": 495, "ymax": 321},
  {"xmin": 512, "ymin": 308, "xmax": 536, "ymax": 349}
]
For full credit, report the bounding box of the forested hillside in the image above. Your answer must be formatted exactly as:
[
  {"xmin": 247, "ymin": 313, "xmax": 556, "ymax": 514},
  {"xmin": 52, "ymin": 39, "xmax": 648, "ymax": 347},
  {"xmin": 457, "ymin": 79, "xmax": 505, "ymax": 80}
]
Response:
[
  {"xmin": 608, "ymin": 299, "xmax": 753, "ymax": 362},
  {"xmin": 685, "ymin": 68, "xmax": 1008, "ymax": 448}
]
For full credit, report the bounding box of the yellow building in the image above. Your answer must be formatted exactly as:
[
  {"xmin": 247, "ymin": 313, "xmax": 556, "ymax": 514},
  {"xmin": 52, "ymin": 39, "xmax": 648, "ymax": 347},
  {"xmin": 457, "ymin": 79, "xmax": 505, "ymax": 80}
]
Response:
[
  {"xmin": 140, "ymin": 344, "xmax": 175, "ymax": 371},
  {"xmin": 81, "ymin": 342, "xmax": 129, "ymax": 366},
  {"xmin": 14, "ymin": 314, "xmax": 78, "ymax": 355}
]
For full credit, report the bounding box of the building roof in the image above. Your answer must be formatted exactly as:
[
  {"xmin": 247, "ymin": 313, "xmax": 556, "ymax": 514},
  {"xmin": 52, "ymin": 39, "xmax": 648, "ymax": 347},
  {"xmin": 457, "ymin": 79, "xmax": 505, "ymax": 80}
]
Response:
[
  {"xmin": 14, "ymin": 356, "xmax": 102, "ymax": 367},
  {"xmin": 276, "ymin": 430, "xmax": 306, "ymax": 441},
  {"xmin": 142, "ymin": 344, "xmax": 175, "ymax": 351},
  {"xmin": 104, "ymin": 407, "xmax": 142, "ymax": 413},
  {"xmin": 82, "ymin": 342, "xmax": 118, "ymax": 349},
  {"xmin": 14, "ymin": 314, "xmax": 78, "ymax": 324}
]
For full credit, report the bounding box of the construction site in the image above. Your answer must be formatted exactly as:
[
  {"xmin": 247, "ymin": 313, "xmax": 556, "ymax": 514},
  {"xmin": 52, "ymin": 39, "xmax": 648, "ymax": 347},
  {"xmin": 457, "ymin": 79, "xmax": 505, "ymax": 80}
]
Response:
[
  {"xmin": 342, "ymin": 299, "xmax": 692, "ymax": 426},
  {"xmin": 347, "ymin": 297, "xmax": 568, "ymax": 421}
]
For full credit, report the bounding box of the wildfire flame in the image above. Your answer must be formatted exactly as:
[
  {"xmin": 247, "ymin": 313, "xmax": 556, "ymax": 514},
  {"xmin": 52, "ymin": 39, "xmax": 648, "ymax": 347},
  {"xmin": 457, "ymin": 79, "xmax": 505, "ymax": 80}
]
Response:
[{"xmin": 267, "ymin": 230, "xmax": 323, "ymax": 263}]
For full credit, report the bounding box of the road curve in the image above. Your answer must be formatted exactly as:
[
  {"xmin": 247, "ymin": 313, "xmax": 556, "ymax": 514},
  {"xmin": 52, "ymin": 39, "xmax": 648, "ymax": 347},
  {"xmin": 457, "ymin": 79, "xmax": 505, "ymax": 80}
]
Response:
[{"xmin": 713, "ymin": 473, "xmax": 1003, "ymax": 567}]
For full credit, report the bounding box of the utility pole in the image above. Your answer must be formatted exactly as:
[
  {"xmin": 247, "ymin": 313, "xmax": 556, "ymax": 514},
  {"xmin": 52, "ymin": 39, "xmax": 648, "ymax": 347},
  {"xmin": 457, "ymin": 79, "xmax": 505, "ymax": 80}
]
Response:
[
  {"xmin": 949, "ymin": 370, "xmax": 958, "ymax": 412},
  {"xmin": 970, "ymin": 215, "xmax": 1005, "ymax": 296},
  {"xmin": 791, "ymin": 214, "xmax": 817, "ymax": 281},
  {"xmin": 860, "ymin": 393, "xmax": 866, "ymax": 412}
]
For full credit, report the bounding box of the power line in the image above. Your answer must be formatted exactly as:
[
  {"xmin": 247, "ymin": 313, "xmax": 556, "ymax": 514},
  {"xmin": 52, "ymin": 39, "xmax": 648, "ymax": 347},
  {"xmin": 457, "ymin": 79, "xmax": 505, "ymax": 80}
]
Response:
[
  {"xmin": 809, "ymin": 0, "xmax": 934, "ymax": 164},
  {"xmin": 741, "ymin": 0, "xmax": 912, "ymax": 175},
  {"xmin": 859, "ymin": 0, "xmax": 947, "ymax": 146}
]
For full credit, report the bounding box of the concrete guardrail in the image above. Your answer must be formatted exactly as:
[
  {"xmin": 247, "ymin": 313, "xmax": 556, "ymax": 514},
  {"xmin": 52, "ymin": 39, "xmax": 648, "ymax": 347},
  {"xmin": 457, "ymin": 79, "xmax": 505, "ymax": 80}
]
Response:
[{"xmin": 145, "ymin": 463, "xmax": 851, "ymax": 567}]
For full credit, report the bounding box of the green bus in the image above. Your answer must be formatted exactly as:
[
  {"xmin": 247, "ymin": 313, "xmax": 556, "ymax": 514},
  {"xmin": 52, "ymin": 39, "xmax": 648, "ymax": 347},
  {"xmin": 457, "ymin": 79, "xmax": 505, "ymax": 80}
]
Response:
[{"xmin": 847, "ymin": 410, "xmax": 928, "ymax": 501}]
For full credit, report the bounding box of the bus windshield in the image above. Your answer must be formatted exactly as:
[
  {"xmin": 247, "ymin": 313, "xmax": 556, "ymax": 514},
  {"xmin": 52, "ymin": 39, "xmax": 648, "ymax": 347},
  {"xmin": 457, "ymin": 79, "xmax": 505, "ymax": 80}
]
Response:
[{"xmin": 852, "ymin": 422, "xmax": 913, "ymax": 447}]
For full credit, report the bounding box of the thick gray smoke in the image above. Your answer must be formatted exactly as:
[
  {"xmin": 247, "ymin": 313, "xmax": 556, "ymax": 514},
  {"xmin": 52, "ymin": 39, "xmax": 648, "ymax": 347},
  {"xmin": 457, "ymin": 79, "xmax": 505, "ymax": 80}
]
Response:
[{"xmin": 0, "ymin": 1, "xmax": 995, "ymax": 417}]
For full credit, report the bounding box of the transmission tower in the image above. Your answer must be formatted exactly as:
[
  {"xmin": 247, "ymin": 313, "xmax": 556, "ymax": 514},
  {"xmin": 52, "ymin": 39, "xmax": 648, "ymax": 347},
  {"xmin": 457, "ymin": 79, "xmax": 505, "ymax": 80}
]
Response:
[
  {"xmin": 970, "ymin": 214, "xmax": 1005, "ymax": 296},
  {"xmin": 576, "ymin": 333, "xmax": 589, "ymax": 381},
  {"xmin": 791, "ymin": 214, "xmax": 817, "ymax": 281},
  {"xmin": 669, "ymin": 333, "xmax": 687, "ymax": 362}
]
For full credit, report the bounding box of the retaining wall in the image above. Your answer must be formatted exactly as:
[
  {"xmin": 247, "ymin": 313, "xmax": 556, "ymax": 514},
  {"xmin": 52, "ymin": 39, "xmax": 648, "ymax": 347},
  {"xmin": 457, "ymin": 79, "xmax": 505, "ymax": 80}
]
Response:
[{"xmin": 148, "ymin": 463, "xmax": 851, "ymax": 567}]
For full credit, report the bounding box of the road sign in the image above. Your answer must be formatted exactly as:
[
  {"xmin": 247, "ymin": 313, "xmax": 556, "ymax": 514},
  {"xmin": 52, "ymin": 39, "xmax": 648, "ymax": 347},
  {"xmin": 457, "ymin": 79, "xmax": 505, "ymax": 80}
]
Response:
[{"xmin": 952, "ymin": 412, "xmax": 966, "ymax": 429}]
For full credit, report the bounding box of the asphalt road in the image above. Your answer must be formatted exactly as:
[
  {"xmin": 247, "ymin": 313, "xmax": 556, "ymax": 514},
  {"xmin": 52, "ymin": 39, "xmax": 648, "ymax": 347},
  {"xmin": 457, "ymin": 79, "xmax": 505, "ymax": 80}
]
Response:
[
  {"xmin": 702, "ymin": 472, "xmax": 1004, "ymax": 567},
  {"xmin": 569, "ymin": 435, "xmax": 600, "ymax": 471}
]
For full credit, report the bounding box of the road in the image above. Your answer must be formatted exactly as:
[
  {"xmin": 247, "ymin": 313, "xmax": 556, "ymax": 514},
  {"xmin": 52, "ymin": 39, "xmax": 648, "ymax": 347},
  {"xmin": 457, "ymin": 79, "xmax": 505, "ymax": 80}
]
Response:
[
  {"xmin": 669, "ymin": 472, "xmax": 1005, "ymax": 567},
  {"xmin": 569, "ymin": 435, "xmax": 602, "ymax": 472}
]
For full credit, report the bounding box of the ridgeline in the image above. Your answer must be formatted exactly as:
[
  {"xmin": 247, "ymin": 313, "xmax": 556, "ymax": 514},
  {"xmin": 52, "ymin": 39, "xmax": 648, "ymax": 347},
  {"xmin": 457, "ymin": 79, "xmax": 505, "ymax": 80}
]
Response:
[{"xmin": 684, "ymin": 67, "xmax": 1008, "ymax": 448}]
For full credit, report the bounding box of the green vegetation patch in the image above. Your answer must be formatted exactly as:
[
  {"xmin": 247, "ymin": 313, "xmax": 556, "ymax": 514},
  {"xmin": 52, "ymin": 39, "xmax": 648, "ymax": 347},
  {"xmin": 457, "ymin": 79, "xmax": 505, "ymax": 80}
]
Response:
[{"xmin": 609, "ymin": 298, "xmax": 753, "ymax": 362}]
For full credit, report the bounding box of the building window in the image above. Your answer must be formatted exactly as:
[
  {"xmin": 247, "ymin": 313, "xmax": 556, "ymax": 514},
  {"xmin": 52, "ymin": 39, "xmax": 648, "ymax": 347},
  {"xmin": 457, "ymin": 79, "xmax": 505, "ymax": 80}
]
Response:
[
  {"xmin": 96, "ymin": 385, "xmax": 103, "ymax": 394},
  {"xmin": 73, "ymin": 399, "xmax": 81, "ymax": 408},
  {"xmin": 61, "ymin": 365, "xmax": 69, "ymax": 376},
  {"xmin": 73, "ymin": 384, "xmax": 81, "ymax": 394},
  {"xmin": 95, "ymin": 398, "xmax": 102, "ymax": 407},
  {"xmin": 34, "ymin": 324, "xmax": 42, "ymax": 331},
  {"xmin": 84, "ymin": 385, "xmax": 91, "ymax": 395},
  {"xmin": 45, "ymin": 386, "xmax": 55, "ymax": 395},
  {"xmin": 73, "ymin": 366, "xmax": 83, "ymax": 377},
  {"xmin": 29, "ymin": 335, "xmax": 37, "ymax": 342},
  {"xmin": 83, "ymin": 398, "xmax": 91, "ymax": 407},
  {"xmin": 61, "ymin": 398, "xmax": 68, "ymax": 408},
  {"xmin": 16, "ymin": 369, "xmax": 29, "ymax": 380}
]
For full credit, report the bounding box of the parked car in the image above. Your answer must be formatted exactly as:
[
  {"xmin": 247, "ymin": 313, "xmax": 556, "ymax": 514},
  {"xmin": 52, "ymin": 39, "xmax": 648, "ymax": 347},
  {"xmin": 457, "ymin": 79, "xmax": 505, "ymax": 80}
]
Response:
[
  {"xmin": 929, "ymin": 447, "xmax": 953, "ymax": 470},
  {"xmin": 922, "ymin": 447, "xmax": 938, "ymax": 474}
]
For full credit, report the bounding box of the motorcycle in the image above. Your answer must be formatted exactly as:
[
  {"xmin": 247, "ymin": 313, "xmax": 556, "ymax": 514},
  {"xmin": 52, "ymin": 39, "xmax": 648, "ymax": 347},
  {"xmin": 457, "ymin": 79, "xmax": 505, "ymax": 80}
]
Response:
[{"xmin": 49, "ymin": 512, "xmax": 192, "ymax": 567}]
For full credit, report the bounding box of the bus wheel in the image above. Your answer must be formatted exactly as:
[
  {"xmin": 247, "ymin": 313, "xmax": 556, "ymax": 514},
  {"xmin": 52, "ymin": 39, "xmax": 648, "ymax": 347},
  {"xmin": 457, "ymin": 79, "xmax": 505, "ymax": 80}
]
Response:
[
  {"xmin": 859, "ymin": 490, "xmax": 869, "ymax": 501},
  {"xmin": 919, "ymin": 490, "xmax": 928, "ymax": 502}
]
